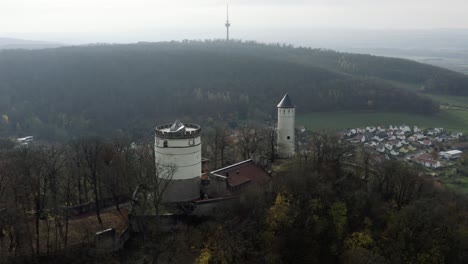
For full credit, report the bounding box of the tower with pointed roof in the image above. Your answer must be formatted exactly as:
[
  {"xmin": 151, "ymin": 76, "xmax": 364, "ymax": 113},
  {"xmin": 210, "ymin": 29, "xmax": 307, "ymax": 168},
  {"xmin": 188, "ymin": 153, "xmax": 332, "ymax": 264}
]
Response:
[
  {"xmin": 155, "ymin": 120, "xmax": 202, "ymax": 202},
  {"xmin": 277, "ymin": 94, "xmax": 295, "ymax": 158}
]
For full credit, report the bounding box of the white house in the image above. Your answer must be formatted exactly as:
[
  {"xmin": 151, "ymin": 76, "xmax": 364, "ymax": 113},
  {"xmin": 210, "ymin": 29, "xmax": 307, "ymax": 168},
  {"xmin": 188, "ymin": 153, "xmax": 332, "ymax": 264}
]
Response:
[
  {"xmin": 356, "ymin": 128, "xmax": 365, "ymax": 134},
  {"xmin": 451, "ymin": 132, "xmax": 463, "ymax": 139},
  {"xmin": 414, "ymin": 133, "xmax": 425, "ymax": 140},
  {"xmin": 414, "ymin": 153, "xmax": 441, "ymax": 169},
  {"xmin": 400, "ymin": 125, "xmax": 411, "ymax": 132},
  {"xmin": 397, "ymin": 135, "xmax": 406, "ymax": 140},
  {"xmin": 372, "ymin": 135, "xmax": 384, "ymax": 142},
  {"xmin": 377, "ymin": 144, "xmax": 386, "ymax": 153},
  {"xmin": 17, "ymin": 136, "xmax": 33, "ymax": 143},
  {"xmin": 441, "ymin": 150, "xmax": 463, "ymax": 160},
  {"xmin": 351, "ymin": 135, "xmax": 366, "ymax": 143}
]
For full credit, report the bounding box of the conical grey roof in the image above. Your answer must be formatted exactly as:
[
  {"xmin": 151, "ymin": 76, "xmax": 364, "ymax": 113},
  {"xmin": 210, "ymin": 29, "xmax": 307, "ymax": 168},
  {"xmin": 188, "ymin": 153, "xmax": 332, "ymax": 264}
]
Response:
[
  {"xmin": 277, "ymin": 93, "xmax": 295, "ymax": 108},
  {"xmin": 170, "ymin": 120, "xmax": 186, "ymax": 132}
]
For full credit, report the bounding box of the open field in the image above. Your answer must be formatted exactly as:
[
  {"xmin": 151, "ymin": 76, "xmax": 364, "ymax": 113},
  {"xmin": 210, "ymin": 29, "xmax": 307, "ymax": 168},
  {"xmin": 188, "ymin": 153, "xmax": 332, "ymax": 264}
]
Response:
[
  {"xmin": 297, "ymin": 109, "xmax": 468, "ymax": 133},
  {"xmin": 439, "ymin": 176, "xmax": 468, "ymax": 195},
  {"xmin": 424, "ymin": 94, "xmax": 468, "ymax": 108}
]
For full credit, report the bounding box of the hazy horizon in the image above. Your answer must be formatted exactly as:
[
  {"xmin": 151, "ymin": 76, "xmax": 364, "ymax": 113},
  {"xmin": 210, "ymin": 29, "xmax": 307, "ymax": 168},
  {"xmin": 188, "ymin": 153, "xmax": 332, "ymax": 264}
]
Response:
[{"xmin": 2, "ymin": 0, "xmax": 468, "ymax": 45}]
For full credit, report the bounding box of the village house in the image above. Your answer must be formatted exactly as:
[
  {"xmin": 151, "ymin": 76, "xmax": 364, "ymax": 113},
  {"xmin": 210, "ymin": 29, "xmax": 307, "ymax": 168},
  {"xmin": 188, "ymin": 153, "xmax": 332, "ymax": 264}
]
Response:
[
  {"xmin": 453, "ymin": 142, "xmax": 468, "ymax": 151},
  {"xmin": 377, "ymin": 144, "xmax": 386, "ymax": 153},
  {"xmin": 366, "ymin": 126, "xmax": 376, "ymax": 133},
  {"xmin": 420, "ymin": 139, "xmax": 432, "ymax": 146},
  {"xmin": 399, "ymin": 147, "xmax": 409, "ymax": 154},
  {"xmin": 440, "ymin": 150, "xmax": 463, "ymax": 160},
  {"xmin": 372, "ymin": 135, "xmax": 384, "ymax": 142},
  {"xmin": 451, "ymin": 132, "xmax": 463, "ymax": 139},
  {"xmin": 344, "ymin": 124, "xmax": 466, "ymax": 167},
  {"xmin": 385, "ymin": 143, "xmax": 393, "ymax": 151},
  {"xmin": 414, "ymin": 153, "xmax": 441, "ymax": 169},
  {"xmin": 399, "ymin": 125, "xmax": 411, "ymax": 132},
  {"xmin": 351, "ymin": 135, "xmax": 366, "ymax": 143}
]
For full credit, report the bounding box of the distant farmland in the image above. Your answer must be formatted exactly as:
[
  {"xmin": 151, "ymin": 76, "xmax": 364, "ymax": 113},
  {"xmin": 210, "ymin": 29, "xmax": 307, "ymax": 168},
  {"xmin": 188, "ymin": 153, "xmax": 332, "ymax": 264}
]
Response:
[{"xmin": 297, "ymin": 109, "xmax": 468, "ymax": 133}]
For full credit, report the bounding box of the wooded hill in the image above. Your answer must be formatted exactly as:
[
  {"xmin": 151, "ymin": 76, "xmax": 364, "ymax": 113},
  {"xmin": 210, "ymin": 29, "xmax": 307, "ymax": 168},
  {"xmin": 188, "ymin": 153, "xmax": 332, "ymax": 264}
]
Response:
[{"xmin": 0, "ymin": 40, "xmax": 466, "ymax": 140}]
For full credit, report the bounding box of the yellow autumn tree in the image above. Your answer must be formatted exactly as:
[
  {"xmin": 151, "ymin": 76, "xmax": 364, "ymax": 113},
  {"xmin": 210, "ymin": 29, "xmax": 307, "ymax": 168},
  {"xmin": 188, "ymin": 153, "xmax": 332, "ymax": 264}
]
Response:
[
  {"xmin": 1, "ymin": 114, "xmax": 8, "ymax": 125},
  {"xmin": 344, "ymin": 232, "xmax": 374, "ymax": 250},
  {"xmin": 266, "ymin": 192, "xmax": 293, "ymax": 232},
  {"xmin": 329, "ymin": 201, "xmax": 348, "ymax": 240},
  {"xmin": 196, "ymin": 246, "xmax": 212, "ymax": 264}
]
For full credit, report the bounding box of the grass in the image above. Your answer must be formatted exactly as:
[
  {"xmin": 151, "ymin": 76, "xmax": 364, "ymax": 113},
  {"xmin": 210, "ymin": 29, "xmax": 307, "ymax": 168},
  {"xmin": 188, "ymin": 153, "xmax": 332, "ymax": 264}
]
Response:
[
  {"xmin": 437, "ymin": 168, "xmax": 468, "ymax": 195},
  {"xmin": 423, "ymin": 94, "xmax": 468, "ymax": 108},
  {"xmin": 297, "ymin": 110, "xmax": 468, "ymax": 133}
]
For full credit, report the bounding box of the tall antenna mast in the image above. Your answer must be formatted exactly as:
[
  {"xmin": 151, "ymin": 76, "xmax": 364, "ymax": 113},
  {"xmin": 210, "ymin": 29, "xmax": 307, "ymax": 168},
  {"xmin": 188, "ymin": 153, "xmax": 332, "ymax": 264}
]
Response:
[{"xmin": 225, "ymin": 4, "xmax": 231, "ymax": 41}]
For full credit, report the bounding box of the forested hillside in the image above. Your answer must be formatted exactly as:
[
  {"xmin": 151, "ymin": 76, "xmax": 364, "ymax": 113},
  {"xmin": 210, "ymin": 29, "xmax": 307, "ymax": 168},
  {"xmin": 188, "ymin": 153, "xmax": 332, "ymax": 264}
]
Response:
[{"xmin": 1, "ymin": 40, "xmax": 466, "ymax": 140}]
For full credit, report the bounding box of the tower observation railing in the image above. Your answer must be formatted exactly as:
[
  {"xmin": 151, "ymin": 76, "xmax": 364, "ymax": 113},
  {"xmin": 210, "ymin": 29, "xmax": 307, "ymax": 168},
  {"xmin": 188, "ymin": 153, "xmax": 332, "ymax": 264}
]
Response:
[{"xmin": 155, "ymin": 123, "xmax": 201, "ymax": 139}]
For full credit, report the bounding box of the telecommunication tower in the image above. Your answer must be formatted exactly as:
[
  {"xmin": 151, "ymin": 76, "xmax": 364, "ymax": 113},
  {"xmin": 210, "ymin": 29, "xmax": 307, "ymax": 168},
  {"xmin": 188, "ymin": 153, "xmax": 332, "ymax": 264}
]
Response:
[{"xmin": 225, "ymin": 5, "xmax": 231, "ymax": 41}]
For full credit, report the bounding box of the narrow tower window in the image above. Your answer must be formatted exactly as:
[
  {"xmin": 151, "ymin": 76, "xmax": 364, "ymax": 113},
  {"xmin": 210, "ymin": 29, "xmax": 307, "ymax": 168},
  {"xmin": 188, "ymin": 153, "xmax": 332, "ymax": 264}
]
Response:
[
  {"xmin": 163, "ymin": 140, "xmax": 168, "ymax": 147},
  {"xmin": 287, "ymin": 136, "xmax": 290, "ymax": 140}
]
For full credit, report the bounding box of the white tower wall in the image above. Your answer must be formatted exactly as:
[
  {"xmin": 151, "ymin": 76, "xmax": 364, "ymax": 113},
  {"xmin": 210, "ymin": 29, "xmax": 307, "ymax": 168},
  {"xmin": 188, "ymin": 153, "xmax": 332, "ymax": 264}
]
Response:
[
  {"xmin": 277, "ymin": 108, "xmax": 295, "ymax": 158},
  {"xmin": 154, "ymin": 136, "xmax": 202, "ymax": 180},
  {"xmin": 154, "ymin": 121, "xmax": 202, "ymax": 202}
]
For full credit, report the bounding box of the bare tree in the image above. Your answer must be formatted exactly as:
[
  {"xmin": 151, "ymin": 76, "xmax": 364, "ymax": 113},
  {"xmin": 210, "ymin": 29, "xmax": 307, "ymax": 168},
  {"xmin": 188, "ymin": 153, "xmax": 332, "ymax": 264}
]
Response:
[
  {"xmin": 206, "ymin": 126, "xmax": 231, "ymax": 168},
  {"xmin": 261, "ymin": 123, "xmax": 277, "ymax": 162},
  {"xmin": 152, "ymin": 158, "xmax": 177, "ymax": 217},
  {"xmin": 81, "ymin": 138, "xmax": 104, "ymax": 224},
  {"xmin": 308, "ymin": 132, "xmax": 352, "ymax": 170},
  {"xmin": 69, "ymin": 139, "xmax": 87, "ymax": 205},
  {"xmin": 38, "ymin": 145, "xmax": 66, "ymax": 254},
  {"xmin": 236, "ymin": 125, "xmax": 265, "ymax": 160}
]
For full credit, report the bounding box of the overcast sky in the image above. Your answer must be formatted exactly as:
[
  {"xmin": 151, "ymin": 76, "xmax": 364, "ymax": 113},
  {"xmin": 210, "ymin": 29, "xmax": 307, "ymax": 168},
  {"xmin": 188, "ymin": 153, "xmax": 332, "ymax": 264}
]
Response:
[{"xmin": 1, "ymin": 0, "xmax": 468, "ymax": 44}]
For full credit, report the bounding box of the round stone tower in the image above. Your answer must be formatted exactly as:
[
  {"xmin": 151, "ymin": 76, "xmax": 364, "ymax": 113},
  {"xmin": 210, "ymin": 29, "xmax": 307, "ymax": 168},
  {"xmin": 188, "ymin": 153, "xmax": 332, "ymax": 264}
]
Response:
[
  {"xmin": 155, "ymin": 120, "xmax": 202, "ymax": 202},
  {"xmin": 277, "ymin": 94, "xmax": 295, "ymax": 158}
]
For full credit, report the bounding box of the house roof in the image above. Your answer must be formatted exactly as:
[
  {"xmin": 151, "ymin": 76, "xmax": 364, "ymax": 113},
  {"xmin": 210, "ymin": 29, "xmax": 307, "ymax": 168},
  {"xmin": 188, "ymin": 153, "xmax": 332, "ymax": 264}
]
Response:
[
  {"xmin": 453, "ymin": 142, "xmax": 468, "ymax": 150},
  {"xmin": 277, "ymin": 93, "xmax": 295, "ymax": 108},
  {"xmin": 444, "ymin": 150, "xmax": 463, "ymax": 155},
  {"xmin": 211, "ymin": 159, "xmax": 271, "ymax": 188},
  {"xmin": 414, "ymin": 153, "xmax": 439, "ymax": 164}
]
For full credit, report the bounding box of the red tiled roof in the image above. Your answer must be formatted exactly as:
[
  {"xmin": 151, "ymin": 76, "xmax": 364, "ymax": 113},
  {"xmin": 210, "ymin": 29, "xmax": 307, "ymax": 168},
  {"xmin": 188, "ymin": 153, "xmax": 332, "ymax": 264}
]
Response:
[
  {"xmin": 453, "ymin": 142, "xmax": 468, "ymax": 149},
  {"xmin": 414, "ymin": 153, "xmax": 439, "ymax": 164},
  {"xmin": 212, "ymin": 160, "xmax": 270, "ymax": 188},
  {"xmin": 418, "ymin": 153, "xmax": 433, "ymax": 160},
  {"xmin": 228, "ymin": 174, "xmax": 251, "ymax": 187}
]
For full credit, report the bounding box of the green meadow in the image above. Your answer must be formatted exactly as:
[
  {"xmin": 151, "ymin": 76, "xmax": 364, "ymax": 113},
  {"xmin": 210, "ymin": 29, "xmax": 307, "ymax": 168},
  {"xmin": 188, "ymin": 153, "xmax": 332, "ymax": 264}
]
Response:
[
  {"xmin": 297, "ymin": 109, "xmax": 468, "ymax": 133},
  {"xmin": 424, "ymin": 94, "xmax": 468, "ymax": 108}
]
